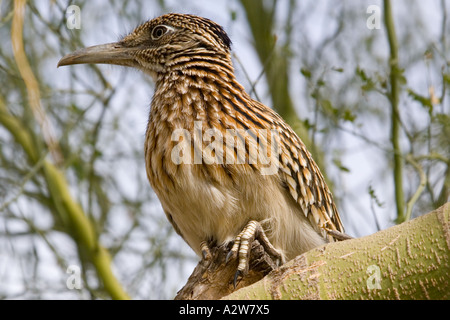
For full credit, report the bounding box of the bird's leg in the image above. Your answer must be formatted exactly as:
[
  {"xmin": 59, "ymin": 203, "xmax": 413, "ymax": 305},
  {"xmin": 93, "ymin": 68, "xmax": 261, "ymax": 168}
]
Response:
[{"xmin": 226, "ymin": 220, "xmax": 283, "ymax": 287}]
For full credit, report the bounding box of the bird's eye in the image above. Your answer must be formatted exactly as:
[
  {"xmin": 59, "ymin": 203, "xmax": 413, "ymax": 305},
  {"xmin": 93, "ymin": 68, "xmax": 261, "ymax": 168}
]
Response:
[{"xmin": 151, "ymin": 25, "xmax": 169, "ymax": 40}]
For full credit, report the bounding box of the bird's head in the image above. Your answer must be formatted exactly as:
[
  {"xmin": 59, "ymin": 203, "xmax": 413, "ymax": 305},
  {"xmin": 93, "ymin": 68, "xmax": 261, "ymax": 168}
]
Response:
[{"xmin": 58, "ymin": 13, "xmax": 232, "ymax": 80}]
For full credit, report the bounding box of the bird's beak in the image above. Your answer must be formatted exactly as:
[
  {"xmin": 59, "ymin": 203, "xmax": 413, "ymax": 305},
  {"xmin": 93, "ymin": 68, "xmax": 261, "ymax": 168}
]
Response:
[{"xmin": 58, "ymin": 42, "xmax": 136, "ymax": 68}]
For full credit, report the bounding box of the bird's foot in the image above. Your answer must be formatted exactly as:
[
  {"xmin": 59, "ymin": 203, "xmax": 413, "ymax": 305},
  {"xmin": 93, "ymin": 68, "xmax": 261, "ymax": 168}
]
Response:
[{"xmin": 226, "ymin": 220, "xmax": 283, "ymax": 288}]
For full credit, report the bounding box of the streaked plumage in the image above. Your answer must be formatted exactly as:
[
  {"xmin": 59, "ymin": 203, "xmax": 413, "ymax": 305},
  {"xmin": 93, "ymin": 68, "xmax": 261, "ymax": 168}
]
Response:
[{"xmin": 58, "ymin": 13, "xmax": 344, "ymax": 273}]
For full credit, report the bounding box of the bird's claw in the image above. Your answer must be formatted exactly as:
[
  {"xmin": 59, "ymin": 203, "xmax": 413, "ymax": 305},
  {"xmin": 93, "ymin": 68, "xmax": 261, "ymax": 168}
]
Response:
[{"xmin": 233, "ymin": 269, "xmax": 243, "ymax": 288}]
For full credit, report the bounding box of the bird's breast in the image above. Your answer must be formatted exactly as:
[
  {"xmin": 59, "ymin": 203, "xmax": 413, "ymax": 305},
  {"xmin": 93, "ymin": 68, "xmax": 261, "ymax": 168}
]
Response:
[
  {"xmin": 143, "ymin": 84, "xmax": 331, "ymax": 259},
  {"xmin": 143, "ymin": 108, "xmax": 283, "ymax": 255}
]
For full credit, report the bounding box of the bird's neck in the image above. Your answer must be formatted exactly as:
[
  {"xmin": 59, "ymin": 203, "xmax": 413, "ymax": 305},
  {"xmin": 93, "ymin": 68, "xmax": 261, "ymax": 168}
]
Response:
[
  {"xmin": 155, "ymin": 52, "xmax": 240, "ymax": 91},
  {"xmin": 151, "ymin": 57, "xmax": 250, "ymax": 129}
]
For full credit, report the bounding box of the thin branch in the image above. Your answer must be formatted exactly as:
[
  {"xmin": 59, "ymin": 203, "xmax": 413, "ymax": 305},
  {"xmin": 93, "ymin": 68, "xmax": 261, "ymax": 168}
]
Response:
[
  {"xmin": 232, "ymin": 53, "xmax": 262, "ymax": 102},
  {"xmin": 383, "ymin": 0, "xmax": 405, "ymax": 223},
  {"xmin": 405, "ymin": 154, "xmax": 427, "ymax": 221},
  {"xmin": 0, "ymin": 153, "xmax": 47, "ymax": 212},
  {"xmin": 11, "ymin": 0, "xmax": 63, "ymax": 165}
]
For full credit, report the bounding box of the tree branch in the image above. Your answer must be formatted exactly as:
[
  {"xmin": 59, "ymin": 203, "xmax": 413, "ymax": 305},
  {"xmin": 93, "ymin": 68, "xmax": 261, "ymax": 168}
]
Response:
[
  {"xmin": 174, "ymin": 203, "xmax": 449, "ymax": 300},
  {"xmin": 383, "ymin": 0, "xmax": 406, "ymax": 223},
  {"xmin": 225, "ymin": 203, "xmax": 449, "ymax": 300},
  {"xmin": 0, "ymin": 96, "xmax": 130, "ymax": 300}
]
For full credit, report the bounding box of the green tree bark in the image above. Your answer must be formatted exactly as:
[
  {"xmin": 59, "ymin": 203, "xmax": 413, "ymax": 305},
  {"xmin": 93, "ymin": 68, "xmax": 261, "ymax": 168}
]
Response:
[{"xmin": 224, "ymin": 203, "xmax": 449, "ymax": 299}]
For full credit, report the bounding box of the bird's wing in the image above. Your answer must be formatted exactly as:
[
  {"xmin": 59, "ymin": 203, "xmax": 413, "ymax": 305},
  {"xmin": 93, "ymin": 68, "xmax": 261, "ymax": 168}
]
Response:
[{"xmin": 249, "ymin": 100, "xmax": 344, "ymax": 239}]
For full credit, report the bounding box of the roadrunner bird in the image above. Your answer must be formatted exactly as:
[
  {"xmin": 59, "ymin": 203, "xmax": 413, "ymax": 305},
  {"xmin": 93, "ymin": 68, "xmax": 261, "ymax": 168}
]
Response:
[{"xmin": 59, "ymin": 13, "xmax": 345, "ymax": 282}]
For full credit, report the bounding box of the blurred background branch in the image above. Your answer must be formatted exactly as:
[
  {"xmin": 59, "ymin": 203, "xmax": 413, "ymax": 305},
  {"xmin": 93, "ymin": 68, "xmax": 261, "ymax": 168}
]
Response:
[
  {"xmin": 239, "ymin": 0, "xmax": 325, "ymax": 169},
  {"xmin": 383, "ymin": 0, "xmax": 405, "ymax": 224}
]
